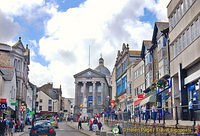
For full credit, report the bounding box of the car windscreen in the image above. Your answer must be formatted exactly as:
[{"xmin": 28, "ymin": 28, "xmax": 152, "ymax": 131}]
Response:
[{"xmin": 34, "ymin": 122, "xmax": 52, "ymax": 129}]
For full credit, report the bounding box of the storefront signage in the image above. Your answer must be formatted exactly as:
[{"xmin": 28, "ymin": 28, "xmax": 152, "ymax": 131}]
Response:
[
  {"xmin": 156, "ymin": 78, "xmax": 171, "ymax": 94},
  {"xmin": 0, "ymin": 103, "xmax": 7, "ymax": 109},
  {"xmin": 0, "ymin": 99, "xmax": 6, "ymax": 103},
  {"xmin": 134, "ymin": 98, "xmax": 144, "ymax": 106},
  {"xmin": 138, "ymin": 94, "xmax": 144, "ymax": 99}
]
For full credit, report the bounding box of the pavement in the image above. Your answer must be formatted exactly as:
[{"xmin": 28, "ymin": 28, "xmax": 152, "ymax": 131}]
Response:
[
  {"xmin": 66, "ymin": 121, "xmax": 112, "ymax": 136},
  {"xmin": 131, "ymin": 118, "xmax": 200, "ymax": 127},
  {"xmin": 13, "ymin": 125, "xmax": 30, "ymax": 136}
]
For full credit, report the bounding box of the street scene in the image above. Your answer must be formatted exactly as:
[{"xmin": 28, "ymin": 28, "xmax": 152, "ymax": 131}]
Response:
[
  {"xmin": 0, "ymin": 0, "xmax": 200, "ymax": 136},
  {"xmin": 20, "ymin": 122, "xmax": 87, "ymax": 136}
]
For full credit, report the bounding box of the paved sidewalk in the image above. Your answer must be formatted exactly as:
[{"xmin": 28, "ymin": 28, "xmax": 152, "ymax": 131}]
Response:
[
  {"xmin": 13, "ymin": 125, "xmax": 30, "ymax": 136},
  {"xmin": 66, "ymin": 121, "xmax": 112, "ymax": 136},
  {"xmin": 130, "ymin": 118, "xmax": 200, "ymax": 127}
]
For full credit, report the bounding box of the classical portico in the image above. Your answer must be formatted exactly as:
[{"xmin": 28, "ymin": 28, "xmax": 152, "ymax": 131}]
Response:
[
  {"xmin": 74, "ymin": 57, "xmax": 111, "ymax": 119},
  {"xmin": 74, "ymin": 79, "xmax": 106, "ymax": 117}
]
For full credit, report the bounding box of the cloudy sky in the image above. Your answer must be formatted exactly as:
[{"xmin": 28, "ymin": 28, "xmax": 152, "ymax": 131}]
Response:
[{"xmin": 0, "ymin": 0, "xmax": 170, "ymax": 98}]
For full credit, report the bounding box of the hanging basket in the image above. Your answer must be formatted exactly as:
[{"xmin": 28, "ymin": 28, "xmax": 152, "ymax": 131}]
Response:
[{"xmin": 157, "ymin": 79, "xmax": 168, "ymax": 89}]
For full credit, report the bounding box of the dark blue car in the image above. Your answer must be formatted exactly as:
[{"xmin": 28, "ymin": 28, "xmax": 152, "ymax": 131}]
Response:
[{"xmin": 29, "ymin": 120, "xmax": 56, "ymax": 136}]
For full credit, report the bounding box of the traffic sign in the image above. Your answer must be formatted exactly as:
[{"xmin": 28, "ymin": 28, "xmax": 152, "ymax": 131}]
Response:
[
  {"xmin": 112, "ymin": 127, "xmax": 119, "ymax": 134},
  {"xmin": 21, "ymin": 106, "xmax": 26, "ymax": 112},
  {"xmin": 0, "ymin": 103, "xmax": 7, "ymax": 109}
]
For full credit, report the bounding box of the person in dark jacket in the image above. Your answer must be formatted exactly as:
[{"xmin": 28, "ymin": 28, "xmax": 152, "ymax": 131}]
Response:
[
  {"xmin": 97, "ymin": 120, "xmax": 102, "ymax": 131},
  {"xmin": 92, "ymin": 117, "xmax": 98, "ymax": 132},
  {"xmin": 78, "ymin": 118, "xmax": 82, "ymax": 130},
  {"xmin": 0, "ymin": 117, "xmax": 6, "ymax": 136}
]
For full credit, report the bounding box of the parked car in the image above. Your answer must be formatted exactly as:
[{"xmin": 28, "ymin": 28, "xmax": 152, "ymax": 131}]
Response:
[
  {"xmin": 48, "ymin": 118, "xmax": 58, "ymax": 128},
  {"xmin": 29, "ymin": 120, "xmax": 56, "ymax": 136}
]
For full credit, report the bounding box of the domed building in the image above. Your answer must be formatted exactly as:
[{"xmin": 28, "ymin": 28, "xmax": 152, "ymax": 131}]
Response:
[
  {"xmin": 95, "ymin": 57, "xmax": 110, "ymax": 76},
  {"xmin": 74, "ymin": 56, "xmax": 111, "ymax": 119}
]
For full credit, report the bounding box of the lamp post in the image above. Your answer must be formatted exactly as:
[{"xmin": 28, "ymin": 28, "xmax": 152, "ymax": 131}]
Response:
[{"xmin": 107, "ymin": 96, "xmax": 111, "ymax": 111}]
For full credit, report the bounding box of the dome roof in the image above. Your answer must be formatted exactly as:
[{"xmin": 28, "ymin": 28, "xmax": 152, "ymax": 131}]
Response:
[{"xmin": 94, "ymin": 57, "xmax": 110, "ymax": 76}]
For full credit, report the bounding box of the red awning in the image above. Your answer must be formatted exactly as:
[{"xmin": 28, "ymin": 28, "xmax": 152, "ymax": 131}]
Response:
[{"xmin": 134, "ymin": 98, "xmax": 144, "ymax": 106}]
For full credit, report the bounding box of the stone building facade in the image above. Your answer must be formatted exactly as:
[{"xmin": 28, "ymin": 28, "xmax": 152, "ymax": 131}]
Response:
[
  {"xmin": 112, "ymin": 43, "xmax": 141, "ymax": 111},
  {"xmin": 167, "ymin": 0, "xmax": 200, "ymax": 120},
  {"xmin": 74, "ymin": 57, "xmax": 111, "ymax": 118},
  {"xmin": 0, "ymin": 37, "xmax": 30, "ymax": 120}
]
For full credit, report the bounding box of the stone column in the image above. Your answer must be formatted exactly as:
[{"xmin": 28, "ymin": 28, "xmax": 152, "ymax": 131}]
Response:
[
  {"xmin": 92, "ymin": 81, "xmax": 96, "ymax": 107},
  {"xmin": 82, "ymin": 82, "xmax": 88, "ymax": 117},
  {"xmin": 101, "ymin": 82, "xmax": 104, "ymax": 105},
  {"xmin": 75, "ymin": 82, "xmax": 78, "ymax": 106}
]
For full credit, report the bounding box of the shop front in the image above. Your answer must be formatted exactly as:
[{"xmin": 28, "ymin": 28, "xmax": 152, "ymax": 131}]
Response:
[
  {"xmin": 134, "ymin": 95, "xmax": 144, "ymax": 117},
  {"xmin": 185, "ymin": 69, "xmax": 200, "ymax": 120},
  {"xmin": 117, "ymin": 93, "xmax": 127, "ymax": 111},
  {"xmin": 156, "ymin": 78, "xmax": 172, "ymax": 119}
]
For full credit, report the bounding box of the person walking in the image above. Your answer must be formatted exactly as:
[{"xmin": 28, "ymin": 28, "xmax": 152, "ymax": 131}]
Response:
[
  {"xmin": 0, "ymin": 117, "xmax": 6, "ymax": 136},
  {"xmin": 92, "ymin": 117, "xmax": 98, "ymax": 132},
  {"xmin": 141, "ymin": 106, "xmax": 146, "ymax": 120},
  {"xmin": 152, "ymin": 105, "xmax": 157, "ymax": 122},
  {"xmin": 8, "ymin": 119, "xmax": 15, "ymax": 136},
  {"xmin": 4, "ymin": 118, "xmax": 9, "ymax": 136},
  {"xmin": 89, "ymin": 118, "xmax": 93, "ymax": 131},
  {"xmin": 78, "ymin": 118, "xmax": 82, "ymax": 130},
  {"xmin": 97, "ymin": 120, "xmax": 102, "ymax": 131},
  {"xmin": 189, "ymin": 99, "xmax": 194, "ymax": 121},
  {"xmin": 128, "ymin": 109, "xmax": 131, "ymax": 122}
]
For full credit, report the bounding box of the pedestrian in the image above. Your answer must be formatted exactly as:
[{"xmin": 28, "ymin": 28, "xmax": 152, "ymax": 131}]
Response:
[
  {"xmin": 20, "ymin": 121, "xmax": 24, "ymax": 132},
  {"xmin": 8, "ymin": 119, "xmax": 15, "ymax": 136},
  {"xmin": 145, "ymin": 105, "xmax": 150, "ymax": 123},
  {"xmin": 152, "ymin": 105, "xmax": 157, "ymax": 121},
  {"xmin": 92, "ymin": 117, "xmax": 98, "ymax": 132},
  {"xmin": 141, "ymin": 106, "xmax": 146, "ymax": 120},
  {"xmin": 70, "ymin": 116, "xmax": 73, "ymax": 123},
  {"xmin": 117, "ymin": 123, "xmax": 122, "ymax": 134},
  {"xmin": 0, "ymin": 117, "xmax": 6, "ymax": 136},
  {"xmin": 78, "ymin": 118, "xmax": 82, "ymax": 130},
  {"xmin": 4, "ymin": 118, "xmax": 9, "ymax": 136},
  {"xmin": 89, "ymin": 118, "xmax": 93, "ymax": 131},
  {"xmin": 189, "ymin": 99, "xmax": 194, "ymax": 121},
  {"xmin": 128, "ymin": 109, "xmax": 131, "ymax": 122},
  {"xmin": 97, "ymin": 120, "xmax": 102, "ymax": 131}
]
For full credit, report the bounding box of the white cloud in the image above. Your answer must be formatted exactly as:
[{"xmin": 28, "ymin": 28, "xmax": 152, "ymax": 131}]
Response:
[
  {"xmin": 0, "ymin": 0, "xmax": 44, "ymax": 16},
  {"xmin": 37, "ymin": 0, "xmax": 159, "ymax": 98},
  {"xmin": 147, "ymin": 0, "xmax": 170, "ymax": 21},
  {"xmin": 29, "ymin": 61, "xmax": 53, "ymax": 87},
  {"xmin": 0, "ymin": 0, "xmax": 170, "ymax": 98}
]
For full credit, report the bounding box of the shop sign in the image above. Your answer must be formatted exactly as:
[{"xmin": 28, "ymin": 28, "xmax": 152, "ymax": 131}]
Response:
[
  {"xmin": 0, "ymin": 103, "xmax": 7, "ymax": 109},
  {"xmin": 134, "ymin": 98, "xmax": 144, "ymax": 106},
  {"xmin": 156, "ymin": 78, "xmax": 171, "ymax": 94},
  {"xmin": 0, "ymin": 99, "xmax": 6, "ymax": 103},
  {"xmin": 138, "ymin": 94, "xmax": 144, "ymax": 99}
]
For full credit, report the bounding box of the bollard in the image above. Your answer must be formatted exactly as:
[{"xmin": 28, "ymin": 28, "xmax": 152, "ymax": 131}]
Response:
[
  {"xmin": 193, "ymin": 108, "xmax": 196, "ymax": 133},
  {"xmin": 163, "ymin": 109, "xmax": 165, "ymax": 126},
  {"xmin": 139, "ymin": 111, "xmax": 141, "ymax": 124},
  {"xmin": 175, "ymin": 106, "xmax": 178, "ymax": 128},
  {"xmin": 158, "ymin": 109, "xmax": 160, "ymax": 124}
]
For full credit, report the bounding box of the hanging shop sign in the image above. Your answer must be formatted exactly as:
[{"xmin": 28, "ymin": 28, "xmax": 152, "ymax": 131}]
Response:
[
  {"xmin": 0, "ymin": 103, "xmax": 7, "ymax": 109},
  {"xmin": 156, "ymin": 78, "xmax": 171, "ymax": 94}
]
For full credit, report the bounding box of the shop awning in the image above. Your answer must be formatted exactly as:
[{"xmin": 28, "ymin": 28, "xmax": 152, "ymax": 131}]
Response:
[{"xmin": 140, "ymin": 94, "xmax": 156, "ymax": 106}]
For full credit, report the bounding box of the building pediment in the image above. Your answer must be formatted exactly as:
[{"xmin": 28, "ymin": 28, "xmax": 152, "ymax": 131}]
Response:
[{"xmin": 74, "ymin": 68, "xmax": 105, "ymax": 78}]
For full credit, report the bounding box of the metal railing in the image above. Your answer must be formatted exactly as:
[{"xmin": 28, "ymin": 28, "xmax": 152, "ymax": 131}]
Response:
[{"xmin": 105, "ymin": 104, "xmax": 200, "ymax": 132}]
